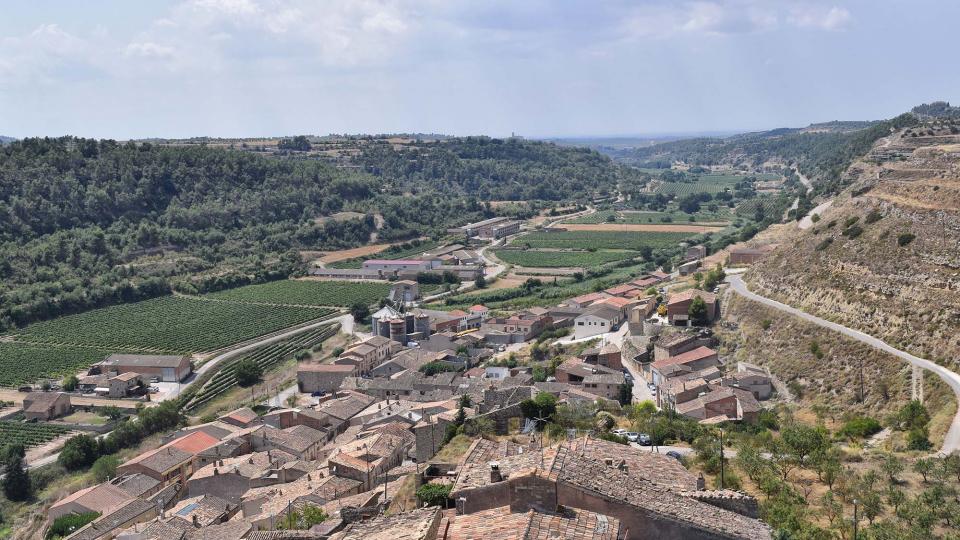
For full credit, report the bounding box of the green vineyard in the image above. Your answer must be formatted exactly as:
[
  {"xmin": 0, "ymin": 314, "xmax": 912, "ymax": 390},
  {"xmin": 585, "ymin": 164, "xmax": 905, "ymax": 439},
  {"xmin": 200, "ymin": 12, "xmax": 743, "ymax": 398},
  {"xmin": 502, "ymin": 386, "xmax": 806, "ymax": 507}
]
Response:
[
  {"xmin": 0, "ymin": 421, "xmax": 72, "ymax": 449},
  {"xmin": 11, "ymin": 296, "xmax": 335, "ymax": 353},
  {"xmin": 493, "ymin": 249, "xmax": 639, "ymax": 268},
  {"xmin": 0, "ymin": 343, "xmax": 109, "ymax": 387},
  {"xmin": 183, "ymin": 323, "xmax": 339, "ymax": 413},
  {"xmin": 567, "ymin": 209, "xmax": 732, "ymax": 225},
  {"xmin": 207, "ymin": 280, "xmax": 391, "ymax": 307},
  {"xmin": 510, "ymin": 230, "xmax": 693, "ymax": 251}
]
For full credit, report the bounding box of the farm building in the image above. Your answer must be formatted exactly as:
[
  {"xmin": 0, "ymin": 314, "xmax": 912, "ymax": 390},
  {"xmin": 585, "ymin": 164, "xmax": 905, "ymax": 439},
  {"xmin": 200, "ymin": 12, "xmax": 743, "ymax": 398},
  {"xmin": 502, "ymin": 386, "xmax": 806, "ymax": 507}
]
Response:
[
  {"xmin": 22, "ymin": 391, "xmax": 72, "ymax": 421},
  {"xmin": 388, "ymin": 280, "xmax": 420, "ymax": 305},
  {"xmin": 94, "ymin": 354, "xmax": 193, "ymax": 382},
  {"xmin": 573, "ymin": 304, "xmax": 623, "ymax": 340},
  {"xmin": 666, "ymin": 290, "xmax": 720, "ymax": 325},
  {"xmin": 448, "ymin": 216, "xmax": 520, "ymax": 239}
]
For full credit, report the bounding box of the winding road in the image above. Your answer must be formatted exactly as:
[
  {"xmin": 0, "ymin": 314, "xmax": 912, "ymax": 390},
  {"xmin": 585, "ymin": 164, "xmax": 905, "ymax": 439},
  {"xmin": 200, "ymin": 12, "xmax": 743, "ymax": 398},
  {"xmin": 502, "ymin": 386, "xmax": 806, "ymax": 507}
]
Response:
[
  {"xmin": 160, "ymin": 313, "xmax": 354, "ymax": 402},
  {"xmin": 728, "ymin": 275, "xmax": 960, "ymax": 453}
]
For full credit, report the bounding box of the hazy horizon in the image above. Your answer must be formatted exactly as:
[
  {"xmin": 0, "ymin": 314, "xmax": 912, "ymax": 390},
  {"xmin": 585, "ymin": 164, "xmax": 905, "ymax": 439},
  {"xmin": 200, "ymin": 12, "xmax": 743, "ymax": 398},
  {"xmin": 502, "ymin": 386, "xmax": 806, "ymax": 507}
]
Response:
[{"xmin": 2, "ymin": 0, "xmax": 956, "ymax": 139}]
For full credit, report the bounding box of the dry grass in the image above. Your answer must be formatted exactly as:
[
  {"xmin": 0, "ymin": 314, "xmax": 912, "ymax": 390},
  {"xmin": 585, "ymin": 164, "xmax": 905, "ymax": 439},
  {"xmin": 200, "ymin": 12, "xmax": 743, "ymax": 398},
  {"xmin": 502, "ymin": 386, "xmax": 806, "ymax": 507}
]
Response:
[{"xmin": 315, "ymin": 243, "xmax": 393, "ymax": 264}]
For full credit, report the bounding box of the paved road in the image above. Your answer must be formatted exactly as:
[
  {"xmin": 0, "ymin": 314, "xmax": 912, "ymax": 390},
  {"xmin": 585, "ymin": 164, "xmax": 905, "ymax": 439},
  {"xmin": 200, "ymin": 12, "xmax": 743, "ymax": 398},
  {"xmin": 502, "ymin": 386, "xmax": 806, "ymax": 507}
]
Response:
[
  {"xmin": 798, "ymin": 199, "xmax": 833, "ymax": 230},
  {"xmin": 728, "ymin": 275, "xmax": 960, "ymax": 453},
  {"xmin": 160, "ymin": 314, "xmax": 354, "ymax": 402}
]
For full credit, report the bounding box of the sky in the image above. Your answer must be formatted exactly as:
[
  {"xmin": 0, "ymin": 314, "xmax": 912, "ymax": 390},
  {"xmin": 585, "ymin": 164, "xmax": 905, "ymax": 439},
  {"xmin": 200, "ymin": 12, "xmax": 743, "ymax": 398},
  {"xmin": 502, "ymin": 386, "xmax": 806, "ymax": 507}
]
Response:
[{"xmin": 1, "ymin": 0, "xmax": 957, "ymax": 139}]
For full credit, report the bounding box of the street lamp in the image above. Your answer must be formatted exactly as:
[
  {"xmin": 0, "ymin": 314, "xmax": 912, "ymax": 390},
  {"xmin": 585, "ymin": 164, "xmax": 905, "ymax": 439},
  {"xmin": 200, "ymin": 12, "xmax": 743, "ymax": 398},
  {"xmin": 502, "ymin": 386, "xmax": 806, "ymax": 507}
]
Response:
[{"xmin": 717, "ymin": 427, "xmax": 725, "ymax": 490}]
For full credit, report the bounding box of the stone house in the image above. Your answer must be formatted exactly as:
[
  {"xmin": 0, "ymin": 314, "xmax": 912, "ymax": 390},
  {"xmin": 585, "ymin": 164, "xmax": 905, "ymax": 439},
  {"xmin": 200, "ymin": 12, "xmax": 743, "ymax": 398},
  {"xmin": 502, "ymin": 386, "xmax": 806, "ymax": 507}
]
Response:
[{"xmin": 22, "ymin": 392, "xmax": 71, "ymax": 421}]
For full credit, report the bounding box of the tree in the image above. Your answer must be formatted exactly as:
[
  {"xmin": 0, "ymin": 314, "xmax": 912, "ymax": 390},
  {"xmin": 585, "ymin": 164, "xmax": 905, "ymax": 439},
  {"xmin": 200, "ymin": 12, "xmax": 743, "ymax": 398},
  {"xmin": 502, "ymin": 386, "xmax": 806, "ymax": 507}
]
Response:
[
  {"xmin": 416, "ymin": 483, "xmax": 452, "ymax": 507},
  {"xmin": 780, "ymin": 424, "xmax": 830, "ymax": 468},
  {"xmin": 58, "ymin": 434, "xmax": 100, "ymax": 470},
  {"xmin": 234, "ymin": 359, "xmax": 263, "ymax": 387},
  {"xmin": 91, "ymin": 454, "xmax": 120, "ymax": 482},
  {"xmin": 880, "ymin": 454, "xmax": 904, "ymax": 484},
  {"xmin": 913, "ymin": 458, "xmax": 933, "ymax": 483},
  {"xmin": 3, "ymin": 453, "xmax": 31, "ymax": 501},
  {"xmin": 688, "ymin": 296, "xmax": 709, "ymax": 326},
  {"xmin": 896, "ymin": 400, "xmax": 930, "ymax": 431},
  {"xmin": 62, "ymin": 374, "xmax": 79, "ymax": 392},
  {"xmin": 520, "ymin": 392, "xmax": 558, "ymax": 428},
  {"xmin": 350, "ymin": 302, "xmax": 370, "ymax": 324},
  {"xmin": 474, "ymin": 275, "xmax": 487, "ymax": 289},
  {"xmin": 100, "ymin": 406, "xmax": 123, "ymax": 421},
  {"xmin": 594, "ymin": 411, "xmax": 615, "ymax": 432}
]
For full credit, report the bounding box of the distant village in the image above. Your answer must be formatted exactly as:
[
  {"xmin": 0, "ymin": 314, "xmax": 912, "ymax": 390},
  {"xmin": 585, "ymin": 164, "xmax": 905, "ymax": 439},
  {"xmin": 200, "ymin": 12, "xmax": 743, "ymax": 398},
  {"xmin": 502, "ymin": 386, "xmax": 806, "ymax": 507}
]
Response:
[{"xmin": 19, "ymin": 215, "xmax": 781, "ymax": 539}]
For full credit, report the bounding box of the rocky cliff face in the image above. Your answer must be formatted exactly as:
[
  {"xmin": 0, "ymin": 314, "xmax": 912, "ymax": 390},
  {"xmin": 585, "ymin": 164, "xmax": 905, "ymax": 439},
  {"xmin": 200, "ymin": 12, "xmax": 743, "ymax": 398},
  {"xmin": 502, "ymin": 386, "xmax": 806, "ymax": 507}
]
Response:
[{"xmin": 746, "ymin": 119, "xmax": 960, "ymax": 371}]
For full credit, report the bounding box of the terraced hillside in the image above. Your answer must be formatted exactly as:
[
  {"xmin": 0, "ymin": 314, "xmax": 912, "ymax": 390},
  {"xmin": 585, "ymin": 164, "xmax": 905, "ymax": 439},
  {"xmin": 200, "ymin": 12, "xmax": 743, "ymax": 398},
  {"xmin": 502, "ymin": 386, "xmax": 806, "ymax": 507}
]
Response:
[{"xmin": 746, "ymin": 119, "xmax": 960, "ymax": 372}]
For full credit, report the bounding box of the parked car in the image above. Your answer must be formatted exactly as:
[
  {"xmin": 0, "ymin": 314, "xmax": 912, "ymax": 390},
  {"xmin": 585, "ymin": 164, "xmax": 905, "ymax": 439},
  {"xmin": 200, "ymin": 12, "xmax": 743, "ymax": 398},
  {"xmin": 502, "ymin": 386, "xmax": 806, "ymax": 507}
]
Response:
[
  {"xmin": 149, "ymin": 376, "xmax": 160, "ymax": 383},
  {"xmin": 147, "ymin": 386, "xmax": 160, "ymax": 393},
  {"xmin": 647, "ymin": 383, "xmax": 657, "ymax": 392},
  {"xmin": 625, "ymin": 432, "xmax": 640, "ymax": 442},
  {"xmin": 666, "ymin": 450, "xmax": 684, "ymax": 461},
  {"xmin": 612, "ymin": 428, "xmax": 627, "ymax": 436},
  {"xmin": 311, "ymin": 391, "xmax": 326, "ymax": 397},
  {"xmin": 636, "ymin": 433, "xmax": 651, "ymax": 446}
]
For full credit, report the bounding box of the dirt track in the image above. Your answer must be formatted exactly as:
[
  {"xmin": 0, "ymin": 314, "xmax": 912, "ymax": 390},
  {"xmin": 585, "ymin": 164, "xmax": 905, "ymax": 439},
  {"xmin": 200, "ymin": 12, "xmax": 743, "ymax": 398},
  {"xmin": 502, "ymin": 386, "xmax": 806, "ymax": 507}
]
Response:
[
  {"xmin": 559, "ymin": 223, "xmax": 725, "ymax": 233},
  {"xmin": 315, "ymin": 243, "xmax": 391, "ymax": 264}
]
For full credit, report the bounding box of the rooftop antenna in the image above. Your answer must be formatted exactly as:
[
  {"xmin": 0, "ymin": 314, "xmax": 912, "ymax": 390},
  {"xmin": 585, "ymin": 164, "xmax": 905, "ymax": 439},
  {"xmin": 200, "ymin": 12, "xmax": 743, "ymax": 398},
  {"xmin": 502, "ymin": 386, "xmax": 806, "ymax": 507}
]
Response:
[{"xmin": 533, "ymin": 415, "xmax": 549, "ymax": 467}]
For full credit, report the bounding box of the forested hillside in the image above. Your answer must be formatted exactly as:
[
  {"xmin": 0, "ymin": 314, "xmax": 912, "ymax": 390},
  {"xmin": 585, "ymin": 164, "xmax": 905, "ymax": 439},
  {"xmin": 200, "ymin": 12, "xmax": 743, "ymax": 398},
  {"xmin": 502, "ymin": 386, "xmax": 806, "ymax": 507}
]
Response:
[
  {"xmin": 0, "ymin": 136, "xmax": 625, "ymax": 330},
  {"xmin": 613, "ymin": 114, "xmax": 918, "ymax": 197}
]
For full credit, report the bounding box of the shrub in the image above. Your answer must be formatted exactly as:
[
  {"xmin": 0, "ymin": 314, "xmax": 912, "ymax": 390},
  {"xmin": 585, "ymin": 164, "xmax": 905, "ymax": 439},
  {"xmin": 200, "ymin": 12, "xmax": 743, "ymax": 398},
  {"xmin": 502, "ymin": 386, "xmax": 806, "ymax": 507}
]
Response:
[
  {"xmin": 809, "ymin": 341, "xmax": 824, "ymax": 359},
  {"xmin": 58, "ymin": 434, "xmax": 100, "ymax": 470},
  {"xmin": 761, "ymin": 319, "xmax": 772, "ymax": 330},
  {"xmin": 844, "ymin": 216, "xmax": 860, "ymax": 228},
  {"xmin": 416, "ymin": 483, "xmax": 452, "ymax": 507},
  {"xmin": 419, "ymin": 361, "xmax": 460, "ymax": 377},
  {"xmin": 842, "ymin": 225, "xmax": 863, "ymax": 239},
  {"xmin": 864, "ymin": 210, "xmax": 883, "ymax": 224},
  {"xmin": 62, "ymin": 374, "xmax": 79, "ymax": 392},
  {"xmin": 897, "ymin": 233, "xmax": 916, "ymax": 246},
  {"xmin": 91, "ymin": 455, "xmax": 120, "ymax": 482},
  {"xmin": 837, "ymin": 416, "xmax": 882, "ymax": 439},
  {"xmin": 234, "ymin": 359, "xmax": 263, "ymax": 387},
  {"xmin": 815, "ymin": 238, "xmax": 833, "ymax": 251},
  {"xmin": 47, "ymin": 512, "xmax": 100, "ymax": 539},
  {"xmin": 907, "ymin": 427, "xmax": 932, "ymax": 451}
]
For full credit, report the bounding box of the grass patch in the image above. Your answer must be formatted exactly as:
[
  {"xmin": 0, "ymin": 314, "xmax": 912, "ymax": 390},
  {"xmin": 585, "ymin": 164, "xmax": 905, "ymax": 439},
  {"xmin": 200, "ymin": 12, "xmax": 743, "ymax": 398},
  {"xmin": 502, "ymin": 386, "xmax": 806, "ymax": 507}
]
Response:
[
  {"xmin": 207, "ymin": 279, "xmax": 391, "ymax": 307},
  {"xmin": 493, "ymin": 249, "xmax": 639, "ymax": 268},
  {"xmin": 510, "ymin": 230, "xmax": 692, "ymax": 251}
]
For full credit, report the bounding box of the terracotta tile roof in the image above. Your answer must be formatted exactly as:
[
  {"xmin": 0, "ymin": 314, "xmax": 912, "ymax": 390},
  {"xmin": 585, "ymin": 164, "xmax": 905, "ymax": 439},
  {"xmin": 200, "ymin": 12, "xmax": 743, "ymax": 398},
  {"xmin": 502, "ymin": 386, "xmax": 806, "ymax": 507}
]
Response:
[
  {"xmin": 550, "ymin": 447, "xmax": 771, "ymax": 540},
  {"xmin": 447, "ymin": 505, "xmax": 622, "ymax": 540},
  {"xmin": 318, "ymin": 392, "xmax": 378, "ymax": 422},
  {"xmin": 596, "ymin": 296, "xmax": 633, "ymax": 308},
  {"xmin": 667, "ymin": 289, "xmax": 717, "ymax": 305},
  {"xmin": 110, "ymin": 473, "xmax": 160, "ymax": 498},
  {"xmin": 51, "ymin": 482, "xmax": 132, "ymax": 516},
  {"xmin": 651, "ymin": 346, "xmax": 718, "ymax": 370},
  {"xmin": 604, "ymin": 284, "xmax": 639, "ymax": 297},
  {"xmin": 169, "ymin": 430, "xmax": 221, "ymax": 454},
  {"xmin": 68, "ymin": 498, "xmax": 156, "ymax": 540},
  {"xmin": 124, "ymin": 445, "xmax": 194, "ymax": 474},
  {"xmin": 561, "ymin": 437, "xmax": 698, "ymax": 492},
  {"xmin": 332, "ymin": 507, "xmax": 440, "ymax": 540},
  {"xmin": 570, "ymin": 292, "xmax": 609, "ymax": 305},
  {"xmin": 468, "ymin": 304, "xmax": 488, "ymax": 312}
]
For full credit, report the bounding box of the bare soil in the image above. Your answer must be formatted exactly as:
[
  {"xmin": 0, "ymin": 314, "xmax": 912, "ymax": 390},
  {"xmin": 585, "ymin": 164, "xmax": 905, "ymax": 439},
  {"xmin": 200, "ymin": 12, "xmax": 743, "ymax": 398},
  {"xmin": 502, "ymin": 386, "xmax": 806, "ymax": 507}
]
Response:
[{"xmin": 314, "ymin": 243, "xmax": 392, "ymax": 264}]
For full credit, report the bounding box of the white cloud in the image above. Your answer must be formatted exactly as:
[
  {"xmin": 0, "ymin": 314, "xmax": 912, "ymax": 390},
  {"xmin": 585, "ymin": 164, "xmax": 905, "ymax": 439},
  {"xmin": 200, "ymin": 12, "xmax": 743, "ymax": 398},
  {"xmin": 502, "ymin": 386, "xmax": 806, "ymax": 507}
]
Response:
[
  {"xmin": 123, "ymin": 42, "xmax": 176, "ymax": 59},
  {"xmin": 788, "ymin": 5, "xmax": 852, "ymax": 31}
]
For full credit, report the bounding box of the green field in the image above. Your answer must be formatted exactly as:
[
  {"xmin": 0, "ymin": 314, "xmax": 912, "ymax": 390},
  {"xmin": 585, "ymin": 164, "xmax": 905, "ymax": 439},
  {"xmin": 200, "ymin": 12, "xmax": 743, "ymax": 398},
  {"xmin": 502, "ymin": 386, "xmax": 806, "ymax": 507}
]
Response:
[
  {"xmin": 328, "ymin": 240, "xmax": 441, "ymax": 269},
  {"xmin": 568, "ymin": 209, "xmax": 732, "ymax": 225},
  {"xmin": 0, "ymin": 421, "xmax": 72, "ymax": 449},
  {"xmin": 184, "ymin": 323, "xmax": 339, "ymax": 413},
  {"xmin": 494, "ymin": 249, "xmax": 639, "ymax": 268},
  {"xmin": 208, "ymin": 279, "xmax": 392, "ymax": 307},
  {"xmin": 652, "ymin": 173, "xmax": 780, "ymax": 196},
  {"xmin": 510, "ymin": 230, "xmax": 693, "ymax": 251},
  {"xmin": 11, "ymin": 296, "xmax": 335, "ymax": 353},
  {"xmin": 0, "ymin": 343, "xmax": 109, "ymax": 386}
]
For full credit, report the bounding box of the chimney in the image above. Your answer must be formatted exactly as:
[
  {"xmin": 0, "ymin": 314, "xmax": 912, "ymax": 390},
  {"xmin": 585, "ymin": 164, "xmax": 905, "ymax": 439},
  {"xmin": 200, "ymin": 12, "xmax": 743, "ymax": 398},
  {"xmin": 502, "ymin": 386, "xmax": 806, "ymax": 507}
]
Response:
[
  {"xmin": 489, "ymin": 462, "xmax": 502, "ymax": 483},
  {"xmin": 697, "ymin": 472, "xmax": 706, "ymax": 490},
  {"xmin": 192, "ymin": 515, "xmax": 199, "ymax": 527},
  {"xmin": 213, "ymin": 468, "xmax": 219, "ymax": 476},
  {"xmin": 604, "ymin": 458, "xmax": 614, "ymax": 467}
]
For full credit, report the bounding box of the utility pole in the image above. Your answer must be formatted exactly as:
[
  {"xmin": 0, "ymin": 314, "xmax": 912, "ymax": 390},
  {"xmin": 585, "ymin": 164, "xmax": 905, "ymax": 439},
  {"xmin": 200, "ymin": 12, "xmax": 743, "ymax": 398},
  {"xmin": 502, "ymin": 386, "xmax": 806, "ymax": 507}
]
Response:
[
  {"xmin": 852, "ymin": 498, "xmax": 859, "ymax": 540},
  {"xmin": 858, "ymin": 357, "xmax": 864, "ymax": 403},
  {"xmin": 718, "ymin": 428, "xmax": 724, "ymax": 490}
]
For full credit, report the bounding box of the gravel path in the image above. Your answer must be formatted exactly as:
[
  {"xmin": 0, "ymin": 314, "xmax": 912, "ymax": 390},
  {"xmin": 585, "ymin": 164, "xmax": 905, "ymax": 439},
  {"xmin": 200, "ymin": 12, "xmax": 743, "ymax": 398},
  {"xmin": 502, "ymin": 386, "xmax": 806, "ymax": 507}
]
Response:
[{"xmin": 728, "ymin": 275, "xmax": 960, "ymax": 453}]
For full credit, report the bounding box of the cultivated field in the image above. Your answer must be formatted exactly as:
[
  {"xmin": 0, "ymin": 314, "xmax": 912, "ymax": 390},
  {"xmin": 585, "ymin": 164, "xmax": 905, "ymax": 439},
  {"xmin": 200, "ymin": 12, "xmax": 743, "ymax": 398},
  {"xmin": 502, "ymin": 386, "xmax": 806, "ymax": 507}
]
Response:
[
  {"xmin": 327, "ymin": 240, "xmax": 439, "ymax": 269},
  {"xmin": 568, "ymin": 209, "xmax": 732, "ymax": 225},
  {"xmin": 11, "ymin": 296, "xmax": 335, "ymax": 353},
  {"xmin": 651, "ymin": 173, "xmax": 775, "ymax": 196},
  {"xmin": 0, "ymin": 421, "xmax": 72, "ymax": 450},
  {"xmin": 208, "ymin": 279, "xmax": 391, "ymax": 307},
  {"xmin": 315, "ymin": 243, "xmax": 391, "ymax": 264},
  {"xmin": 559, "ymin": 223, "xmax": 724, "ymax": 233},
  {"xmin": 184, "ymin": 323, "xmax": 339, "ymax": 413},
  {"xmin": 0, "ymin": 343, "xmax": 107, "ymax": 386},
  {"xmin": 493, "ymin": 249, "xmax": 639, "ymax": 268},
  {"xmin": 510, "ymin": 230, "xmax": 693, "ymax": 251}
]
